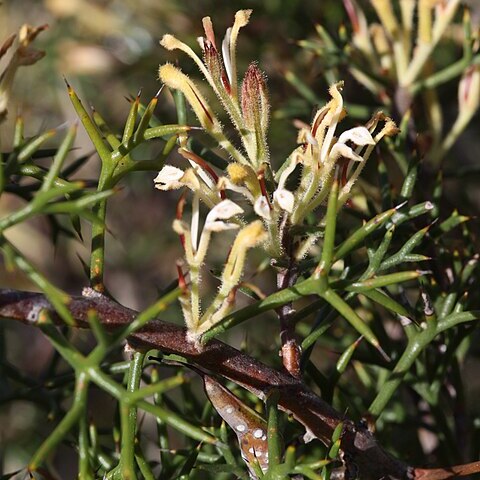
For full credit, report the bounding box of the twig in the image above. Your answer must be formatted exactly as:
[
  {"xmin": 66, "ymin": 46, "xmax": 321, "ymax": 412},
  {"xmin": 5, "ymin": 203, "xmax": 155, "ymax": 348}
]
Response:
[{"xmin": 1, "ymin": 289, "xmax": 479, "ymax": 479}]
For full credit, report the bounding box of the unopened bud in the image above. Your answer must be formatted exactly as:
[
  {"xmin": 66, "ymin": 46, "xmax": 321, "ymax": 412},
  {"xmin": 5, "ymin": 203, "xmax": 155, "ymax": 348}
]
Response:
[
  {"xmin": 203, "ymin": 39, "xmax": 230, "ymax": 93},
  {"xmin": 227, "ymin": 162, "xmax": 260, "ymax": 196},
  {"xmin": 227, "ymin": 163, "xmax": 250, "ymax": 184},
  {"xmin": 241, "ymin": 62, "xmax": 269, "ymax": 131},
  {"xmin": 159, "ymin": 63, "xmax": 219, "ymax": 132}
]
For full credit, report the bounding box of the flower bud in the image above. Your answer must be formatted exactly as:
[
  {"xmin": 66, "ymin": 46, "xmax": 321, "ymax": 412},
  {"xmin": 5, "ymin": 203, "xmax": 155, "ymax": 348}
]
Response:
[
  {"xmin": 203, "ymin": 39, "xmax": 230, "ymax": 93},
  {"xmin": 227, "ymin": 162, "xmax": 260, "ymax": 196},
  {"xmin": 159, "ymin": 63, "xmax": 219, "ymax": 132},
  {"xmin": 227, "ymin": 163, "xmax": 250, "ymax": 184},
  {"xmin": 241, "ymin": 62, "xmax": 269, "ymax": 131},
  {"xmin": 233, "ymin": 220, "xmax": 267, "ymax": 251}
]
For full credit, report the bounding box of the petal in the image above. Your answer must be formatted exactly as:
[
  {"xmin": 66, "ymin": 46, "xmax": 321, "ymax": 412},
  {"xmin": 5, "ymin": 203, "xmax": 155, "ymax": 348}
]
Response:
[
  {"xmin": 206, "ymin": 199, "xmax": 243, "ymax": 223},
  {"xmin": 273, "ymin": 188, "xmax": 294, "ymax": 213},
  {"xmin": 218, "ymin": 177, "xmax": 255, "ymax": 202},
  {"xmin": 221, "ymin": 27, "xmax": 233, "ymax": 84},
  {"xmin": 254, "ymin": 196, "xmax": 271, "ymax": 220},
  {"xmin": 330, "ymin": 143, "xmax": 364, "ymax": 162},
  {"xmin": 338, "ymin": 126, "xmax": 375, "ymax": 146},
  {"xmin": 205, "ymin": 221, "xmax": 240, "ymax": 232},
  {"xmin": 154, "ymin": 165, "xmax": 185, "ymax": 190}
]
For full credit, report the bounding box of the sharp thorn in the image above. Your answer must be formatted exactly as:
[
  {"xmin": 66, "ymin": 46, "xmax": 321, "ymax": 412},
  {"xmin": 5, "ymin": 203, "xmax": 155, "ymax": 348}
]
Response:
[
  {"xmin": 155, "ymin": 85, "xmax": 165, "ymax": 99},
  {"xmin": 395, "ymin": 200, "xmax": 408, "ymax": 210}
]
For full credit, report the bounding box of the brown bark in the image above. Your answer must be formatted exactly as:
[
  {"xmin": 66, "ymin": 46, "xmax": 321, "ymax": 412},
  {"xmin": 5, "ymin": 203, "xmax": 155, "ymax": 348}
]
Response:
[{"xmin": 0, "ymin": 288, "xmax": 477, "ymax": 480}]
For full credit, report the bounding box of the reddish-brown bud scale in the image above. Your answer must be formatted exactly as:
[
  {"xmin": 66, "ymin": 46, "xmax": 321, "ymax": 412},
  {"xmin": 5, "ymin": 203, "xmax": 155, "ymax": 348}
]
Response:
[{"xmin": 221, "ymin": 71, "xmax": 231, "ymax": 94}]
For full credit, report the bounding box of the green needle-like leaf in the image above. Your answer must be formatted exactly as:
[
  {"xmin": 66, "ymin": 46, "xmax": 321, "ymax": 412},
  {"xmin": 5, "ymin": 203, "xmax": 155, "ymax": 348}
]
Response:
[
  {"xmin": 66, "ymin": 80, "xmax": 112, "ymax": 164},
  {"xmin": 334, "ymin": 206, "xmax": 397, "ymax": 261}
]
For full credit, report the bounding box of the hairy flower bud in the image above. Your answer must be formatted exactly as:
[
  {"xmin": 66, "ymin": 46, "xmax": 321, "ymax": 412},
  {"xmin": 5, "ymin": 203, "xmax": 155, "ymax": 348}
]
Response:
[
  {"xmin": 227, "ymin": 162, "xmax": 260, "ymax": 196},
  {"xmin": 203, "ymin": 40, "xmax": 231, "ymax": 93},
  {"xmin": 159, "ymin": 63, "xmax": 218, "ymax": 132},
  {"xmin": 241, "ymin": 62, "xmax": 269, "ymax": 131}
]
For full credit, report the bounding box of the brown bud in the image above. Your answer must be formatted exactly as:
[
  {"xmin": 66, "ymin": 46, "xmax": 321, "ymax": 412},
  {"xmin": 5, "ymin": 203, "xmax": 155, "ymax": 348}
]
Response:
[{"xmin": 280, "ymin": 339, "xmax": 302, "ymax": 378}]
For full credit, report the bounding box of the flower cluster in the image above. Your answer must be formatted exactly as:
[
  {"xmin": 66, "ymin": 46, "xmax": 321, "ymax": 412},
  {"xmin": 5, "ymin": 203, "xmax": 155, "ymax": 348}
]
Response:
[
  {"xmin": 341, "ymin": 0, "xmax": 479, "ymax": 162},
  {"xmin": 155, "ymin": 10, "xmax": 397, "ymax": 342}
]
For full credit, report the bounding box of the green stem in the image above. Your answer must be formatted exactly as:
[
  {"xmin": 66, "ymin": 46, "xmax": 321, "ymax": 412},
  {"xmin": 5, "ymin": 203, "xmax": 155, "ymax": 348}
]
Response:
[
  {"xmin": 368, "ymin": 322, "xmax": 437, "ymax": 417},
  {"xmin": 266, "ymin": 390, "xmax": 283, "ymax": 469},
  {"xmin": 90, "ymin": 187, "xmax": 109, "ymax": 293},
  {"xmin": 317, "ymin": 179, "xmax": 339, "ymax": 274},
  {"xmin": 79, "ymin": 401, "xmax": 94, "ymax": 480},
  {"xmin": 119, "ymin": 352, "xmax": 145, "ymax": 480},
  {"xmin": 29, "ymin": 372, "xmax": 89, "ymax": 471}
]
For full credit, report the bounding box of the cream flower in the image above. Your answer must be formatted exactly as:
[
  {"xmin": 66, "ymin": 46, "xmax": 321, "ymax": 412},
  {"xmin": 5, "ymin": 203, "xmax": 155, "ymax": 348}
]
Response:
[{"xmin": 154, "ymin": 165, "xmax": 185, "ymax": 190}]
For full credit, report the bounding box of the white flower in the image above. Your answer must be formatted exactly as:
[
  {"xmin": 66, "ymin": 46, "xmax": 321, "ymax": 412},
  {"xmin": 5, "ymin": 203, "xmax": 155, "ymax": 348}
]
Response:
[
  {"xmin": 329, "ymin": 127, "xmax": 375, "ymax": 164},
  {"xmin": 272, "ymin": 154, "xmax": 299, "ymax": 214},
  {"xmin": 154, "ymin": 165, "xmax": 185, "ymax": 190}
]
